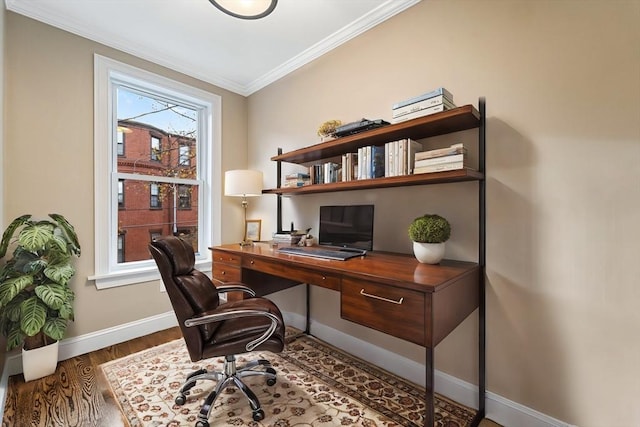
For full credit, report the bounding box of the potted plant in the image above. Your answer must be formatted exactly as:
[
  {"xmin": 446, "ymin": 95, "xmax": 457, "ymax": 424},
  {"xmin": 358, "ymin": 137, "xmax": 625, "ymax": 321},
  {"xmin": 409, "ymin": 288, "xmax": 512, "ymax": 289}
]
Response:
[
  {"xmin": 408, "ymin": 214, "xmax": 451, "ymax": 264},
  {"xmin": 0, "ymin": 214, "xmax": 81, "ymax": 381}
]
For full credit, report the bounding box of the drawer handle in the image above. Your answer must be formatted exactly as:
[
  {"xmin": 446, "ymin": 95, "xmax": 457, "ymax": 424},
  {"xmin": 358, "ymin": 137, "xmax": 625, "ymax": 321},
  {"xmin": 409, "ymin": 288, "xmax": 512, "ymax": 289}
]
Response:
[
  {"xmin": 250, "ymin": 260, "xmax": 255, "ymax": 265},
  {"xmin": 221, "ymin": 271, "xmax": 226, "ymax": 275},
  {"xmin": 360, "ymin": 289, "xmax": 404, "ymax": 305}
]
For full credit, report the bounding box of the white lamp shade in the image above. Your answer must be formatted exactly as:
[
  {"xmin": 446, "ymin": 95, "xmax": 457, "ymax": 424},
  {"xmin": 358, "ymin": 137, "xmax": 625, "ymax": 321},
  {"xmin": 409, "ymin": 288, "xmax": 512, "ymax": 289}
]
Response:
[{"xmin": 224, "ymin": 169, "xmax": 263, "ymax": 197}]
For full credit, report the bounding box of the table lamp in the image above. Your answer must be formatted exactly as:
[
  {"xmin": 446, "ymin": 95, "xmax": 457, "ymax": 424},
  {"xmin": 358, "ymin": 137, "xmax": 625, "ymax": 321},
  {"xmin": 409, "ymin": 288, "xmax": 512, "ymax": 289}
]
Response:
[{"xmin": 224, "ymin": 169, "xmax": 263, "ymax": 246}]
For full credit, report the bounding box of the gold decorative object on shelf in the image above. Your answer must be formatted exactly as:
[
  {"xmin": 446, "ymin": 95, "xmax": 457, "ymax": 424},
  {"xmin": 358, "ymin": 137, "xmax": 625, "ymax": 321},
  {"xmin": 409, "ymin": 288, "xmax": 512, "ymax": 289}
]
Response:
[{"xmin": 317, "ymin": 119, "xmax": 342, "ymax": 141}]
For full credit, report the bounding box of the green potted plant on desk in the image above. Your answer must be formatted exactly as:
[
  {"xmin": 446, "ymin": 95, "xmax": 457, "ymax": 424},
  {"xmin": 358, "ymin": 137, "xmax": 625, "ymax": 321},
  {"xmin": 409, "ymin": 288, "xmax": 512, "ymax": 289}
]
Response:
[
  {"xmin": 408, "ymin": 214, "xmax": 451, "ymax": 264},
  {"xmin": 0, "ymin": 214, "xmax": 81, "ymax": 381}
]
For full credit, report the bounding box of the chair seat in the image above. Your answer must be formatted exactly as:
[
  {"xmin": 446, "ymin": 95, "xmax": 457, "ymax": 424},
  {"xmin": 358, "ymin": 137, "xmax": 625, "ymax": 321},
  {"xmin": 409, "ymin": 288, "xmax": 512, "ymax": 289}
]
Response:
[{"xmin": 203, "ymin": 300, "xmax": 285, "ymax": 357}]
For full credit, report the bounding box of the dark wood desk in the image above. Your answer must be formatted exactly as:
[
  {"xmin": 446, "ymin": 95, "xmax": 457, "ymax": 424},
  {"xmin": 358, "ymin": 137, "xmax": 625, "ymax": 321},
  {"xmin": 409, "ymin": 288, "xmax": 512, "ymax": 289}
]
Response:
[{"xmin": 211, "ymin": 243, "xmax": 481, "ymax": 426}]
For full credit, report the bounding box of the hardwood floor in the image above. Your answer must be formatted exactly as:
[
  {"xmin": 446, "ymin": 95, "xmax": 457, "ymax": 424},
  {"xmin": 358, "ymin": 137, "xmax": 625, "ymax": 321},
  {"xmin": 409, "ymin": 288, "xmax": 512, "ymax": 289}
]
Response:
[
  {"xmin": 2, "ymin": 327, "xmax": 183, "ymax": 427},
  {"xmin": 2, "ymin": 328, "xmax": 501, "ymax": 427}
]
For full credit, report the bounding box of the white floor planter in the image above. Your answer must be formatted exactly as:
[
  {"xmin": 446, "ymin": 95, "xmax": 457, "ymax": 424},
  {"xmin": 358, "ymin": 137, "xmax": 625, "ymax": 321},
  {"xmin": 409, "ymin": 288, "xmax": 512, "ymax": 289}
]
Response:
[
  {"xmin": 22, "ymin": 341, "xmax": 59, "ymax": 381},
  {"xmin": 413, "ymin": 241, "xmax": 446, "ymax": 264}
]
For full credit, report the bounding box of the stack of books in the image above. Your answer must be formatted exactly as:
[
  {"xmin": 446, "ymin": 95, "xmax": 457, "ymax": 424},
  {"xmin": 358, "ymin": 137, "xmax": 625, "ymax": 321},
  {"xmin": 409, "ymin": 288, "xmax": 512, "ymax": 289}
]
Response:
[
  {"xmin": 283, "ymin": 172, "xmax": 311, "ymax": 188},
  {"xmin": 272, "ymin": 231, "xmax": 305, "ymax": 245},
  {"xmin": 385, "ymin": 138, "xmax": 423, "ymax": 176},
  {"xmin": 413, "ymin": 143, "xmax": 467, "ymax": 174},
  {"xmin": 391, "ymin": 87, "xmax": 455, "ymax": 124}
]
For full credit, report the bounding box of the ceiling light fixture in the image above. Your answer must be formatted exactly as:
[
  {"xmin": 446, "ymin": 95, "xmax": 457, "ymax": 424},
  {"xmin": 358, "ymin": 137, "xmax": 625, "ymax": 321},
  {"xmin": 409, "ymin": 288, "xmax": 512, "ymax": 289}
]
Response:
[{"xmin": 209, "ymin": 0, "xmax": 277, "ymax": 20}]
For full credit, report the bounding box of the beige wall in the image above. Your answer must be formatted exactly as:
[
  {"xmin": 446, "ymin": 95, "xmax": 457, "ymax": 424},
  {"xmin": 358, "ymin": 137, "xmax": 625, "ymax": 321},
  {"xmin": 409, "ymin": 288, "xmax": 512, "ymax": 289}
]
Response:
[
  {"xmin": 248, "ymin": 1, "xmax": 640, "ymax": 426},
  {"xmin": 3, "ymin": 12, "xmax": 248, "ymax": 336},
  {"xmin": 3, "ymin": 1, "xmax": 640, "ymax": 426}
]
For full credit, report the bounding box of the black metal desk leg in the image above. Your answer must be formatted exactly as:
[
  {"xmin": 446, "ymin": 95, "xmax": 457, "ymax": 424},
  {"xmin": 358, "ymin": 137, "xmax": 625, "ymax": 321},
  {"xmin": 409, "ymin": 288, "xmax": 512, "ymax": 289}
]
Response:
[{"xmin": 425, "ymin": 346, "xmax": 434, "ymax": 426}]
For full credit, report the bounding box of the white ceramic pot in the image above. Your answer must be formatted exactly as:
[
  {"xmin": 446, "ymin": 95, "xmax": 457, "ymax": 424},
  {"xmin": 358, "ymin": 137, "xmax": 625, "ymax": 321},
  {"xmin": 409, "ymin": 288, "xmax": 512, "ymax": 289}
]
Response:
[
  {"xmin": 22, "ymin": 340, "xmax": 59, "ymax": 381},
  {"xmin": 413, "ymin": 241, "xmax": 445, "ymax": 264}
]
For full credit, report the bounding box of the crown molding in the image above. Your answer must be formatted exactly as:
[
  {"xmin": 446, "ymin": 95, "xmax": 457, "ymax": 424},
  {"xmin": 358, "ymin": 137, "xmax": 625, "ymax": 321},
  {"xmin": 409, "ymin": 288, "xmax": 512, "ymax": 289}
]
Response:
[
  {"xmin": 244, "ymin": 0, "xmax": 421, "ymax": 95},
  {"xmin": 6, "ymin": 0, "xmax": 421, "ymax": 97}
]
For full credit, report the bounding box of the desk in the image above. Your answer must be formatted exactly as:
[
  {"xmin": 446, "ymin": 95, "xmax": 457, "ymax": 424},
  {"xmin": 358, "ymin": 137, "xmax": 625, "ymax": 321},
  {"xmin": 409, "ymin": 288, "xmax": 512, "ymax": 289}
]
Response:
[{"xmin": 211, "ymin": 243, "xmax": 481, "ymax": 426}]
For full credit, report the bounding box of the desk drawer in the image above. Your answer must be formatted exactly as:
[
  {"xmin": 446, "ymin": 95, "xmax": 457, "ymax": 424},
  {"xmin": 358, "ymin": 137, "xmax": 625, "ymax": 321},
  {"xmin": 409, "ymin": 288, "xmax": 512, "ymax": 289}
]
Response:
[
  {"xmin": 212, "ymin": 263, "xmax": 241, "ymax": 283},
  {"xmin": 211, "ymin": 250, "xmax": 241, "ymax": 266},
  {"xmin": 243, "ymin": 257, "xmax": 341, "ymax": 291},
  {"xmin": 341, "ymin": 278, "xmax": 425, "ymax": 346}
]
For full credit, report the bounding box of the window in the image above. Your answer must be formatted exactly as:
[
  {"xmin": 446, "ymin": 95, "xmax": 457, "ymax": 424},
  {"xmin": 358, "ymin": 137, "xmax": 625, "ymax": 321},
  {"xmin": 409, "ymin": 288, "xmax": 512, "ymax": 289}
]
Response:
[
  {"xmin": 117, "ymin": 129, "xmax": 125, "ymax": 156},
  {"xmin": 118, "ymin": 179, "xmax": 125, "ymax": 209},
  {"xmin": 178, "ymin": 184, "xmax": 192, "ymax": 209},
  {"xmin": 179, "ymin": 144, "xmax": 190, "ymax": 166},
  {"xmin": 150, "ymin": 136, "xmax": 161, "ymax": 161},
  {"xmin": 92, "ymin": 55, "xmax": 222, "ymax": 289},
  {"xmin": 117, "ymin": 234, "xmax": 125, "ymax": 263},
  {"xmin": 150, "ymin": 183, "xmax": 161, "ymax": 209}
]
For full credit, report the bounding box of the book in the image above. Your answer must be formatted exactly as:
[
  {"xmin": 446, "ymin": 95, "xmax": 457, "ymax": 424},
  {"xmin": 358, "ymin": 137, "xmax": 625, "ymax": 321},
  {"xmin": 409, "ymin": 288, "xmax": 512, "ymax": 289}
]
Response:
[
  {"xmin": 392, "ymin": 87, "xmax": 453, "ymax": 110},
  {"xmin": 414, "ymin": 153, "xmax": 464, "ymax": 168},
  {"xmin": 392, "ymin": 103, "xmax": 454, "ymax": 124},
  {"xmin": 415, "ymin": 143, "xmax": 465, "ymax": 161},
  {"xmin": 392, "ymin": 95, "xmax": 455, "ymax": 119},
  {"xmin": 371, "ymin": 145, "xmax": 385, "ymax": 178},
  {"xmin": 413, "ymin": 161, "xmax": 466, "ymax": 174}
]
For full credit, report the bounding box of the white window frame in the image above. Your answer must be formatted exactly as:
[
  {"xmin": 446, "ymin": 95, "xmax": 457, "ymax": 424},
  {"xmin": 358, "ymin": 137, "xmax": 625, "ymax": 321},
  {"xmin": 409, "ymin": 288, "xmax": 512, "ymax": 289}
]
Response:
[{"xmin": 91, "ymin": 55, "xmax": 222, "ymax": 289}]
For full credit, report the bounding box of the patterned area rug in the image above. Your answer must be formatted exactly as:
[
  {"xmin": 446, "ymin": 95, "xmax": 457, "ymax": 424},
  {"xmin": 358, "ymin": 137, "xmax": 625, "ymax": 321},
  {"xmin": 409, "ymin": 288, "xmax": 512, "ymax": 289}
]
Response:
[{"xmin": 100, "ymin": 331, "xmax": 476, "ymax": 426}]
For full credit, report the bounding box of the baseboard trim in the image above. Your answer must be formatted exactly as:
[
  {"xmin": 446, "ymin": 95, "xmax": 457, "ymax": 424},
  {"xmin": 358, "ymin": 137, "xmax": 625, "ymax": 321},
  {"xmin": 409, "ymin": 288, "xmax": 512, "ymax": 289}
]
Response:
[
  {"xmin": 1, "ymin": 311, "xmax": 571, "ymax": 427},
  {"xmin": 3, "ymin": 311, "xmax": 179, "ymax": 377}
]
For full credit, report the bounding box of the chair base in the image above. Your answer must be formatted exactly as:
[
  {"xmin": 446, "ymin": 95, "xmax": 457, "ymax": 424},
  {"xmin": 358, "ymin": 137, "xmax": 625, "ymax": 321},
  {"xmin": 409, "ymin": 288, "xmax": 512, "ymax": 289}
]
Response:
[{"xmin": 175, "ymin": 355, "xmax": 277, "ymax": 427}]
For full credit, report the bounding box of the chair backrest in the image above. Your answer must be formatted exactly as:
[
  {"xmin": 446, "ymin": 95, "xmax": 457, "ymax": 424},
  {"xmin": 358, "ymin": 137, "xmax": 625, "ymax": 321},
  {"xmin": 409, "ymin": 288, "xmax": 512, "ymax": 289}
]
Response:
[{"xmin": 149, "ymin": 236, "xmax": 219, "ymax": 361}]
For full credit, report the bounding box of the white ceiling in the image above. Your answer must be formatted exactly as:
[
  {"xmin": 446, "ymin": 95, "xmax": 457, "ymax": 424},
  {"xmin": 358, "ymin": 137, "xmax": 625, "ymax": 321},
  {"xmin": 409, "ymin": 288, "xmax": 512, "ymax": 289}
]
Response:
[{"xmin": 5, "ymin": 0, "xmax": 420, "ymax": 96}]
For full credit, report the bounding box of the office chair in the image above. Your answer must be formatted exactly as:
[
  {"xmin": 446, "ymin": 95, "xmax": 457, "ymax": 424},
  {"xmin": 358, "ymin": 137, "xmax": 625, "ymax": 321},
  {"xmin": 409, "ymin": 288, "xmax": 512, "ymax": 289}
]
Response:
[{"xmin": 149, "ymin": 236, "xmax": 285, "ymax": 426}]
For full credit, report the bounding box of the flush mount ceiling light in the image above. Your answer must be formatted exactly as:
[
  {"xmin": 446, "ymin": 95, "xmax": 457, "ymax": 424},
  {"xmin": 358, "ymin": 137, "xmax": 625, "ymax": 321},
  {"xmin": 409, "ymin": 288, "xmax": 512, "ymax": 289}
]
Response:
[{"xmin": 209, "ymin": 0, "xmax": 277, "ymax": 20}]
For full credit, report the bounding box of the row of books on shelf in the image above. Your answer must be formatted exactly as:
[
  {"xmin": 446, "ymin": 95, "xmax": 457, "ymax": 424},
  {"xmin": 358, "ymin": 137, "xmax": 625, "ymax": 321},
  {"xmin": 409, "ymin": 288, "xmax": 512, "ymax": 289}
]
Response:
[
  {"xmin": 340, "ymin": 139, "xmax": 422, "ymax": 181},
  {"xmin": 283, "ymin": 142, "xmax": 469, "ymax": 187},
  {"xmin": 391, "ymin": 87, "xmax": 456, "ymax": 124}
]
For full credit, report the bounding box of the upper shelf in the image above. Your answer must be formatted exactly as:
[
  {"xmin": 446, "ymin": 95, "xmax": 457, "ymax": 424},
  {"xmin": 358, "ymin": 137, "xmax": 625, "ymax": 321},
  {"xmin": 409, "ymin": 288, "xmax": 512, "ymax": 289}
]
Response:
[{"xmin": 271, "ymin": 104, "xmax": 480, "ymax": 165}]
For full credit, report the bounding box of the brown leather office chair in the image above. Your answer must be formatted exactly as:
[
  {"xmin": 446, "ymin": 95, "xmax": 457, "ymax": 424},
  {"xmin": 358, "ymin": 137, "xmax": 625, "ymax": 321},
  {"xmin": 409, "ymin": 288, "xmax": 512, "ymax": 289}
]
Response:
[{"xmin": 149, "ymin": 236, "xmax": 285, "ymax": 427}]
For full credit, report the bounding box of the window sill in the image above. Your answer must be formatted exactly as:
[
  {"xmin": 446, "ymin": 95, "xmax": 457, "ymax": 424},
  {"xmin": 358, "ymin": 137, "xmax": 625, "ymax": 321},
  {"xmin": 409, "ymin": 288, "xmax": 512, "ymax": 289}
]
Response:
[{"xmin": 89, "ymin": 258, "xmax": 212, "ymax": 289}]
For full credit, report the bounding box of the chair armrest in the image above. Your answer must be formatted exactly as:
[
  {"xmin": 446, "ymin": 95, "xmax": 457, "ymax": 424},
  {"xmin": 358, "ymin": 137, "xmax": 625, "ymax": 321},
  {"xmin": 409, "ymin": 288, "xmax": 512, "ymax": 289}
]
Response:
[
  {"xmin": 184, "ymin": 306, "xmax": 279, "ymax": 352},
  {"xmin": 216, "ymin": 282, "xmax": 256, "ymax": 297}
]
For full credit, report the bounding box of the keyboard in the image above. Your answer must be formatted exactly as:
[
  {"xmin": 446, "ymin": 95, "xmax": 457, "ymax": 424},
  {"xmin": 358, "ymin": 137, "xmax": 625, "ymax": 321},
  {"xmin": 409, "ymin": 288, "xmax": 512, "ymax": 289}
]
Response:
[{"xmin": 278, "ymin": 246, "xmax": 366, "ymax": 261}]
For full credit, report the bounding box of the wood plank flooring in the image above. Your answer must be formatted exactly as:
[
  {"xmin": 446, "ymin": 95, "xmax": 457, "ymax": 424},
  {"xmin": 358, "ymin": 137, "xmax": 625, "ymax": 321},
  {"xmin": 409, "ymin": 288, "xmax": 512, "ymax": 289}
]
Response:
[
  {"xmin": 2, "ymin": 328, "xmax": 501, "ymax": 427},
  {"xmin": 2, "ymin": 327, "xmax": 182, "ymax": 427}
]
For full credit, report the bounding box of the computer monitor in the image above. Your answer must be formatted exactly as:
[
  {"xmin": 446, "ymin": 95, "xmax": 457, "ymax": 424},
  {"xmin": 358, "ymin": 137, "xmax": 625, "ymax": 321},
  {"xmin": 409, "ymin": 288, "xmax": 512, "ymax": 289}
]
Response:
[{"xmin": 318, "ymin": 205, "xmax": 374, "ymax": 251}]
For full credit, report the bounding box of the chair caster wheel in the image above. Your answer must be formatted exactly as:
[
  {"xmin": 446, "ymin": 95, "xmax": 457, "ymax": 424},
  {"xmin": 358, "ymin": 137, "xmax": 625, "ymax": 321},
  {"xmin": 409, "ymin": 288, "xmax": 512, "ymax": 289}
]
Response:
[
  {"xmin": 195, "ymin": 420, "xmax": 210, "ymax": 427},
  {"xmin": 175, "ymin": 394, "xmax": 186, "ymax": 405},
  {"xmin": 266, "ymin": 367, "xmax": 277, "ymax": 386},
  {"xmin": 252, "ymin": 409, "xmax": 265, "ymax": 421}
]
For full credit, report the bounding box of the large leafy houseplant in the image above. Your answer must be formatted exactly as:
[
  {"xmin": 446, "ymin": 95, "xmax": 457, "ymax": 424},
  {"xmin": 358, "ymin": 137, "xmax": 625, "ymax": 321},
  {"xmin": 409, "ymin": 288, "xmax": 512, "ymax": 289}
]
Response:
[{"xmin": 0, "ymin": 214, "xmax": 80, "ymax": 351}]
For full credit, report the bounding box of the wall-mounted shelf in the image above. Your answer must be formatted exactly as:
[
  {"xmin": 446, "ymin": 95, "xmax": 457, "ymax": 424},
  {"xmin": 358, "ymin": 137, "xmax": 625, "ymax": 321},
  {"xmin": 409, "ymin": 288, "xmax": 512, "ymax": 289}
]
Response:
[
  {"xmin": 269, "ymin": 105, "xmax": 480, "ymax": 165},
  {"xmin": 264, "ymin": 104, "xmax": 482, "ymax": 195},
  {"xmin": 263, "ymin": 168, "xmax": 482, "ymax": 195}
]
